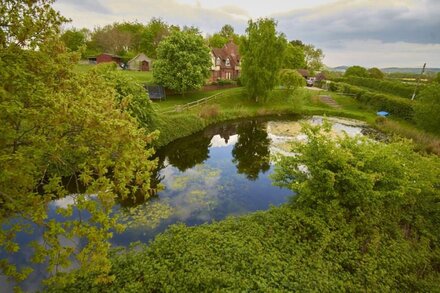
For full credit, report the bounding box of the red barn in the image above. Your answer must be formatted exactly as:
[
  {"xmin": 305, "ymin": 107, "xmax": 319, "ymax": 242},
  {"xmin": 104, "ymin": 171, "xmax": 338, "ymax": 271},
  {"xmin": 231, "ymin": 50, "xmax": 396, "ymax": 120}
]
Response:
[{"xmin": 96, "ymin": 53, "xmax": 122, "ymax": 65}]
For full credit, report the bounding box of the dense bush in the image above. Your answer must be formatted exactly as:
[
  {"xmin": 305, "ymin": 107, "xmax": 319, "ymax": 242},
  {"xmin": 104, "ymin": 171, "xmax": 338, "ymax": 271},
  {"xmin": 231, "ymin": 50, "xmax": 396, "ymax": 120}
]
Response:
[
  {"xmin": 344, "ymin": 65, "xmax": 369, "ymax": 78},
  {"xmin": 330, "ymin": 82, "xmax": 415, "ymax": 120},
  {"xmin": 344, "ymin": 76, "xmax": 415, "ymax": 99},
  {"xmin": 47, "ymin": 124, "xmax": 440, "ymax": 292},
  {"xmin": 414, "ymin": 84, "xmax": 440, "ymax": 134}
]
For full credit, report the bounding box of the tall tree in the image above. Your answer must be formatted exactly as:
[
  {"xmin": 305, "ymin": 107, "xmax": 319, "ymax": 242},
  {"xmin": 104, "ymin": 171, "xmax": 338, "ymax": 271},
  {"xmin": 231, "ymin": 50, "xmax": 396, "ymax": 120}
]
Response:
[
  {"xmin": 240, "ymin": 18, "xmax": 287, "ymax": 102},
  {"xmin": 414, "ymin": 84, "xmax": 440, "ymax": 134},
  {"xmin": 90, "ymin": 23, "xmax": 133, "ymax": 55},
  {"xmin": 60, "ymin": 28, "xmax": 86, "ymax": 51},
  {"xmin": 303, "ymin": 44, "xmax": 324, "ymax": 74},
  {"xmin": 283, "ymin": 43, "xmax": 306, "ymax": 69},
  {"xmin": 153, "ymin": 30, "xmax": 211, "ymax": 94},
  {"xmin": 368, "ymin": 67, "xmax": 385, "ymax": 79},
  {"xmin": 140, "ymin": 18, "xmax": 171, "ymax": 59},
  {"xmin": 344, "ymin": 65, "xmax": 369, "ymax": 78},
  {"xmin": 290, "ymin": 40, "xmax": 324, "ymax": 74},
  {"xmin": 0, "ymin": 0, "xmax": 157, "ymax": 288},
  {"xmin": 207, "ymin": 24, "xmax": 240, "ymax": 48}
]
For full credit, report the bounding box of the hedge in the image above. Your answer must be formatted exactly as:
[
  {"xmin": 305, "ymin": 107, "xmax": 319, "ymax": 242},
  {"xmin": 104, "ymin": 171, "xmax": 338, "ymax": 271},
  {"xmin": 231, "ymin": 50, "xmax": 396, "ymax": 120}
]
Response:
[
  {"xmin": 330, "ymin": 82, "xmax": 415, "ymax": 121},
  {"xmin": 344, "ymin": 77, "xmax": 416, "ymax": 99}
]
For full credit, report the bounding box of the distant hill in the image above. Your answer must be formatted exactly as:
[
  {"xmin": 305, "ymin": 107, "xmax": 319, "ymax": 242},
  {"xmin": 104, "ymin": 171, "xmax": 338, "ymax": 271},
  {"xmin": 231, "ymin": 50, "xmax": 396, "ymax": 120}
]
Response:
[
  {"xmin": 381, "ymin": 67, "xmax": 440, "ymax": 74},
  {"xmin": 329, "ymin": 66, "xmax": 440, "ymax": 74}
]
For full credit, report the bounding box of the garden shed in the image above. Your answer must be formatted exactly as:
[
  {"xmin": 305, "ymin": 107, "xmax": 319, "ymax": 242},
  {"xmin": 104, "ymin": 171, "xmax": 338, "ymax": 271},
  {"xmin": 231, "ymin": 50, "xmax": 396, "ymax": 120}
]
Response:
[{"xmin": 128, "ymin": 53, "xmax": 152, "ymax": 71}]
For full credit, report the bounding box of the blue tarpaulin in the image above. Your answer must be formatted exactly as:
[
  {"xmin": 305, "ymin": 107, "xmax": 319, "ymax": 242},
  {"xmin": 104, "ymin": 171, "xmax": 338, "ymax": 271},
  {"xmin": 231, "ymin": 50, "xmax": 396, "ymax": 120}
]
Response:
[{"xmin": 377, "ymin": 111, "xmax": 389, "ymax": 117}]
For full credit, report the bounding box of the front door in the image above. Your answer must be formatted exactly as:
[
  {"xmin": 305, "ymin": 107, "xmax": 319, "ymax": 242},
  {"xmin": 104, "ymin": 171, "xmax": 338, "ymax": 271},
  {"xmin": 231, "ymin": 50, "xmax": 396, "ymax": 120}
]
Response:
[{"xmin": 140, "ymin": 60, "xmax": 149, "ymax": 71}]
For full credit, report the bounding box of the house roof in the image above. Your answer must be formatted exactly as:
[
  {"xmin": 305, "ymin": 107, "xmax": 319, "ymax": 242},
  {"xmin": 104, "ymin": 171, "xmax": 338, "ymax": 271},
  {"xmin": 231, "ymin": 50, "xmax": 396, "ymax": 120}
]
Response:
[
  {"xmin": 211, "ymin": 40, "xmax": 240, "ymax": 69},
  {"xmin": 128, "ymin": 53, "xmax": 152, "ymax": 64},
  {"xmin": 297, "ymin": 69, "xmax": 310, "ymax": 77},
  {"xmin": 97, "ymin": 53, "xmax": 123, "ymax": 58}
]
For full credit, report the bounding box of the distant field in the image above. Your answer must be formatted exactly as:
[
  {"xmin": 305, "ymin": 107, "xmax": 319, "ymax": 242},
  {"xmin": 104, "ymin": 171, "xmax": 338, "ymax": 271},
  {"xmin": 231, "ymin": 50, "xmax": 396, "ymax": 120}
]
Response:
[{"xmin": 74, "ymin": 63, "xmax": 154, "ymax": 84}]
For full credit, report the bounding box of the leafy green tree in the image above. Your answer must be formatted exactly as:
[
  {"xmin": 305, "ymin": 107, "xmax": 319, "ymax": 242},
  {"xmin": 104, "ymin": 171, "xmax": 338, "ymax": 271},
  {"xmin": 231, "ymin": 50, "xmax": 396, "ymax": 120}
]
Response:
[
  {"xmin": 60, "ymin": 28, "xmax": 87, "ymax": 53},
  {"xmin": 140, "ymin": 18, "xmax": 172, "ymax": 59},
  {"xmin": 289, "ymin": 41, "xmax": 324, "ymax": 74},
  {"xmin": 0, "ymin": 0, "xmax": 67, "ymax": 49},
  {"xmin": 278, "ymin": 69, "xmax": 306, "ymax": 93},
  {"xmin": 219, "ymin": 24, "xmax": 235, "ymax": 39},
  {"xmin": 283, "ymin": 43, "xmax": 306, "ymax": 69},
  {"xmin": 414, "ymin": 84, "xmax": 440, "ymax": 134},
  {"xmin": 207, "ymin": 33, "xmax": 228, "ymax": 48},
  {"xmin": 89, "ymin": 23, "xmax": 133, "ymax": 55},
  {"xmin": 344, "ymin": 65, "xmax": 369, "ymax": 78},
  {"xmin": 232, "ymin": 121, "xmax": 270, "ymax": 180},
  {"xmin": 241, "ymin": 18, "xmax": 287, "ymax": 102},
  {"xmin": 116, "ymin": 21, "xmax": 145, "ymax": 53},
  {"xmin": 207, "ymin": 24, "xmax": 240, "ymax": 48},
  {"xmin": 153, "ymin": 30, "xmax": 211, "ymax": 95},
  {"xmin": 303, "ymin": 44, "xmax": 324, "ymax": 74},
  {"xmin": 368, "ymin": 67, "xmax": 384, "ymax": 79},
  {"xmin": 0, "ymin": 0, "xmax": 157, "ymax": 288}
]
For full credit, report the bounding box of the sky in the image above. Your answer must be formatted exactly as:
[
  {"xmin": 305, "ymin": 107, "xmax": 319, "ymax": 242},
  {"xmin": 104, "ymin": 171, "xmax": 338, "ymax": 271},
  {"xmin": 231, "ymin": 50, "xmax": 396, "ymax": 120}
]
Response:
[{"xmin": 53, "ymin": 0, "xmax": 440, "ymax": 68}]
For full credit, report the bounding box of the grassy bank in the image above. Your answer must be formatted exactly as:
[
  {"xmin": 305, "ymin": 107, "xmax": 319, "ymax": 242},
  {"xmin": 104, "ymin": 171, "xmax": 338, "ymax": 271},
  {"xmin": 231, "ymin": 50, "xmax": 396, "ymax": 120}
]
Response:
[{"xmin": 152, "ymin": 87, "xmax": 380, "ymax": 147}]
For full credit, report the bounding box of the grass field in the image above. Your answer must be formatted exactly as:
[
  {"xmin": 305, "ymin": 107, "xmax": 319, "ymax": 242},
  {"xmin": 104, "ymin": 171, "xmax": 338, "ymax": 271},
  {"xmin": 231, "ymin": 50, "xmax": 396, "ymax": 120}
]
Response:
[{"xmin": 75, "ymin": 63, "xmax": 154, "ymax": 84}]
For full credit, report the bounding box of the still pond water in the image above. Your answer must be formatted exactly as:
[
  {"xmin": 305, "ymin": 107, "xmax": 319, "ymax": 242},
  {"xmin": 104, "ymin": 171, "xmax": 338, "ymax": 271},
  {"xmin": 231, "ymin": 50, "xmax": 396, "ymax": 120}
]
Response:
[{"xmin": 3, "ymin": 115, "xmax": 371, "ymax": 291}]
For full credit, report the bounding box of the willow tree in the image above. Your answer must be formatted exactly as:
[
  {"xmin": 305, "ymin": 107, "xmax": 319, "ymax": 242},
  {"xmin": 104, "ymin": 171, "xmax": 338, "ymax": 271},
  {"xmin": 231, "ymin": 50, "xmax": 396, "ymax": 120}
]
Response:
[
  {"xmin": 1, "ymin": 0, "xmax": 157, "ymax": 289},
  {"xmin": 240, "ymin": 18, "xmax": 287, "ymax": 102}
]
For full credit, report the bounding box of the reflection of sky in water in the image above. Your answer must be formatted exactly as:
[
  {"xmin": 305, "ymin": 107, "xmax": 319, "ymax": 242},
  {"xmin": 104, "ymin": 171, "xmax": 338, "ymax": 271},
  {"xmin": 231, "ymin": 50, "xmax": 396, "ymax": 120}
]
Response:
[
  {"xmin": 112, "ymin": 135, "xmax": 292, "ymax": 247},
  {"xmin": 3, "ymin": 116, "xmax": 370, "ymax": 291}
]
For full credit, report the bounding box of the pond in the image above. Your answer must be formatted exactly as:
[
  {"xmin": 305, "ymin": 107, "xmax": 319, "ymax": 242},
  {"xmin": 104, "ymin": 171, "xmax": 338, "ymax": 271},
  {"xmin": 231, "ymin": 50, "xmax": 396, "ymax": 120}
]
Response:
[{"xmin": 2, "ymin": 115, "xmax": 374, "ymax": 291}]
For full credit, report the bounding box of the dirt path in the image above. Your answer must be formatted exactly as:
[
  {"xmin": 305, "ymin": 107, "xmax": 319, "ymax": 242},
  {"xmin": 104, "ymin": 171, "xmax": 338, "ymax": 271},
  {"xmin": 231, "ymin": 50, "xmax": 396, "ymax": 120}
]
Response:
[{"xmin": 319, "ymin": 95, "xmax": 341, "ymax": 109}]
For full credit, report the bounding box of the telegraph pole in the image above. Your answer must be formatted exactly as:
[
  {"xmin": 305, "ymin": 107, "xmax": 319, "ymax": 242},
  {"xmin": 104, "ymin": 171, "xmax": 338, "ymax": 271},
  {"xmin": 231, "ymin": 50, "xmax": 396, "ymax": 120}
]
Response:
[{"xmin": 411, "ymin": 63, "xmax": 426, "ymax": 100}]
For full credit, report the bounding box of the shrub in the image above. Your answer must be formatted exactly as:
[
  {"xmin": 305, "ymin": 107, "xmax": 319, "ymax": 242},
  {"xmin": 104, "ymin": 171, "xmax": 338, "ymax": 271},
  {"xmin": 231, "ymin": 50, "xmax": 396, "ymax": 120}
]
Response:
[
  {"xmin": 199, "ymin": 104, "xmax": 220, "ymax": 119},
  {"xmin": 414, "ymin": 84, "xmax": 440, "ymax": 134},
  {"xmin": 336, "ymin": 82, "xmax": 415, "ymax": 120},
  {"xmin": 344, "ymin": 77, "xmax": 415, "ymax": 99},
  {"xmin": 344, "ymin": 65, "xmax": 369, "ymax": 78}
]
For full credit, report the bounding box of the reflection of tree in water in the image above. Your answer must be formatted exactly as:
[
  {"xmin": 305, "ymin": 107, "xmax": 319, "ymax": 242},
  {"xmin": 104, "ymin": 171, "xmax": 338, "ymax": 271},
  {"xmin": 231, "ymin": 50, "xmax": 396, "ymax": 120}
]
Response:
[
  {"xmin": 161, "ymin": 133, "xmax": 212, "ymax": 172},
  {"xmin": 232, "ymin": 121, "xmax": 271, "ymax": 181}
]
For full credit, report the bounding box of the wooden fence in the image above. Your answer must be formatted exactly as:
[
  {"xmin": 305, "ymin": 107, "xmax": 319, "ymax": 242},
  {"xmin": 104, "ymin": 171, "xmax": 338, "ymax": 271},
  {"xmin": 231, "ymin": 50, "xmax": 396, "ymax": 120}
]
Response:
[{"xmin": 159, "ymin": 91, "xmax": 227, "ymax": 114}]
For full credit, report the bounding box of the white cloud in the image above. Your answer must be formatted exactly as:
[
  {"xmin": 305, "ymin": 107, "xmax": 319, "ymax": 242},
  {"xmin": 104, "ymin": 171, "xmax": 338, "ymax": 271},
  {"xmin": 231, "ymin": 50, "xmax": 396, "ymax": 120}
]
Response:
[{"xmin": 53, "ymin": 0, "xmax": 440, "ymax": 67}]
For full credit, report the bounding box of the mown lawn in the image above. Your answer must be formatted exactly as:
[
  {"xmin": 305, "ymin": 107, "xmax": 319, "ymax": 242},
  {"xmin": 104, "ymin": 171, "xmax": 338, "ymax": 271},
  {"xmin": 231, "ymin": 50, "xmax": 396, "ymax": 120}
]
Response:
[{"xmin": 75, "ymin": 63, "xmax": 154, "ymax": 84}]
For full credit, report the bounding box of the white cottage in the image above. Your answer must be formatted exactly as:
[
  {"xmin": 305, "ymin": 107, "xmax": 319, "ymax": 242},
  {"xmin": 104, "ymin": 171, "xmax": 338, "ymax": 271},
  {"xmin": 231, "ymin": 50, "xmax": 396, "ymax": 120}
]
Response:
[{"xmin": 127, "ymin": 53, "xmax": 152, "ymax": 71}]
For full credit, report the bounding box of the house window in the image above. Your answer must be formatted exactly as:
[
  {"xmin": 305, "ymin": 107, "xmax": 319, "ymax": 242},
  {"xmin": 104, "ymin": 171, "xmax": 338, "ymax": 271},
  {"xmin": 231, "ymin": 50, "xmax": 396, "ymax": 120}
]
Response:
[
  {"xmin": 216, "ymin": 57, "xmax": 221, "ymax": 66},
  {"xmin": 226, "ymin": 72, "xmax": 231, "ymax": 80},
  {"xmin": 225, "ymin": 58, "xmax": 230, "ymax": 67}
]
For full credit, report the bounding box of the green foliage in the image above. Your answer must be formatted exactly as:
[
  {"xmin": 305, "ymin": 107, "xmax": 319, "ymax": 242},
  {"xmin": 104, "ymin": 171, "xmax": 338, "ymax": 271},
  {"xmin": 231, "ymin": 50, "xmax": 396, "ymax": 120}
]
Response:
[
  {"xmin": 303, "ymin": 44, "xmax": 324, "ymax": 74},
  {"xmin": 90, "ymin": 63, "xmax": 157, "ymax": 130},
  {"xmin": 344, "ymin": 65, "xmax": 369, "ymax": 78},
  {"xmin": 49, "ymin": 125, "xmax": 440, "ymax": 292},
  {"xmin": 207, "ymin": 33, "xmax": 228, "ymax": 48},
  {"xmin": 368, "ymin": 67, "xmax": 384, "ymax": 79},
  {"xmin": 241, "ymin": 18, "xmax": 287, "ymax": 102},
  {"xmin": 331, "ymin": 82, "xmax": 415, "ymax": 120},
  {"xmin": 434, "ymin": 72, "xmax": 440, "ymax": 83},
  {"xmin": 232, "ymin": 121, "xmax": 270, "ymax": 180},
  {"xmin": 344, "ymin": 76, "xmax": 415, "ymax": 99},
  {"xmin": 278, "ymin": 69, "xmax": 306, "ymax": 93},
  {"xmin": 283, "ymin": 43, "xmax": 306, "ymax": 69},
  {"xmin": 0, "ymin": 1, "xmax": 157, "ymax": 287},
  {"xmin": 414, "ymin": 84, "xmax": 440, "ymax": 134},
  {"xmin": 0, "ymin": 0, "xmax": 68, "ymax": 49},
  {"xmin": 60, "ymin": 28, "xmax": 87, "ymax": 54},
  {"xmin": 140, "ymin": 18, "xmax": 171, "ymax": 59},
  {"xmin": 207, "ymin": 24, "xmax": 239, "ymax": 48},
  {"xmin": 153, "ymin": 30, "xmax": 211, "ymax": 94}
]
